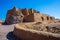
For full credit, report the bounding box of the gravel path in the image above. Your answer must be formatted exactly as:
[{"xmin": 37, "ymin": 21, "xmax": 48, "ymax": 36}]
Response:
[{"xmin": 0, "ymin": 24, "xmax": 16, "ymax": 40}]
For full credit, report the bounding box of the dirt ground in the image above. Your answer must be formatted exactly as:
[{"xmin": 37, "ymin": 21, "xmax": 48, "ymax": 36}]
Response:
[
  {"xmin": 0, "ymin": 23, "xmax": 20, "ymax": 40},
  {"xmin": 1, "ymin": 22, "xmax": 60, "ymax": 40}
]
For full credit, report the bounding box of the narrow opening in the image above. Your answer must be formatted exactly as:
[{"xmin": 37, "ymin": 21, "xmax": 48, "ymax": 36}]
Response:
[
  {"xmin": 21, "ymin": 16, "xmax": 23, "ymax": 17},
  {"xmin": 41, "ymin": 17, "xmax": 44, "ymax": 21},
  {"xmin": 50, "ymin": 17, "xmax": 52, "ymax": 20},
  {"xmin": 47, "ymin": 16, "xmax": 49, "ymax": 20}
]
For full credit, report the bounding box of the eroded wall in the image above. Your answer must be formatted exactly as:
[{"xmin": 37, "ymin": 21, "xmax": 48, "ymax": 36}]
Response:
[{"xmin": 5, "ymin": 7, "xmax": 55, "ymax": 24}]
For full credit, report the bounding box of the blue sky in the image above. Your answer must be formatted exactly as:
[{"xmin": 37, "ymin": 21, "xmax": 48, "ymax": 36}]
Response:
[{"xmin": 0, "ymin": 0, "xmax": 60, "ymax": 20}]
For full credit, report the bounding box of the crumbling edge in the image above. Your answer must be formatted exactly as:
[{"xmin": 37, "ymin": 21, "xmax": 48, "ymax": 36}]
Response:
[{"xmin": 13, "ymin": 24, "xmax": 60, "ymax": 40}]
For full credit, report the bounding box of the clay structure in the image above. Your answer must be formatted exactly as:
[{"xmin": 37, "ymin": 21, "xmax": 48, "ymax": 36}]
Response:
[
  {"xmin": 13, "ymin": 23, "xmax": 60, "ymax": 40},
  {"xmin": 5, "ymin": 6, "xmax": 55, "ymax": 24}
]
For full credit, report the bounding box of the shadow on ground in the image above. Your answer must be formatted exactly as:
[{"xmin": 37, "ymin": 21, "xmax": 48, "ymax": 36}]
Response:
[
  {"xmin": 7, "ymin": 31, "xmax": 21, "ymax": 40},
  {"xmin": 2, "ymin": 22, "xmax": 11, "ymax": 25}
]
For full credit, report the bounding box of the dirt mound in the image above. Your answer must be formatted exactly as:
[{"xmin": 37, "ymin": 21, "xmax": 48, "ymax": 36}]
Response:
[{"xmin": 13, "ymin": 22, "xmax": 60, "ymax": 40}]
